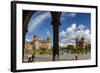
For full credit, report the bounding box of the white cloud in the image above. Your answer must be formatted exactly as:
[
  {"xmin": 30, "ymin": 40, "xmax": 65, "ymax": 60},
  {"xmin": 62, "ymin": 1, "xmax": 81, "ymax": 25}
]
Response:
[
  {"xmin": 71, "ymin": 23, "xmax": 76, "ymax": 30},
  {"xmin": 59, "ymin": 24, "xmax": 91, "ymax": 46},
  {"xmin": 46, "ymin": 31, "xmax": 50, "ymax": 37},
  {"xmin": 25, "ymin": 38, "xmax": 32, "ymax": 42},
  {"xmin": 28, "ymin": 12, "xmax": 50, "ymax": 33},
  {"xmin": 25, "ymin": 34, "xmax": 33, "ymax": 42},
  {"xmin": 61, "ymin": 13, "xmax": 77, "ymax": 21},
  {"xmin": 78, "ymin": 24, "xmax": 85, "ymax": 30},
  {"xmin": 76, "ymin": 30, "xmax": 85, "ymax": 39},
  {"xmin": 62, "ymin": 12, "xmax": 77, "ymax": 17},
  {"xmin": 84, "ymin": 29, "xmax": 91, "ymax": 43},
  {"xmin": 66, "ymin": 24, "xmax": 76, "ymax": 37},
  {"xmin": 60, "ymin": 24, "xmax": 76, "ymax": 40},
  {"xmin": 69, "ymin": 13, "xmax": 77, "ymax": 17},
  {"xmin": 59, "ymin": 39, "xmax": 76, "ymax": 47},
  {"xmin": 59, "ymin": 30, "xmax": 66, "ymax": 38},
  {"xmin": 76, "ymin": 28, "xmax": 91, "ymax": 43}
]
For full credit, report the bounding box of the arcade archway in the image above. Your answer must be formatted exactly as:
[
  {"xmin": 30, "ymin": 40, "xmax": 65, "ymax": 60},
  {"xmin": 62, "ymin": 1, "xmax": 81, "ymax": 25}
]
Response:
[{"xmin": 23, "ymin": 10, "xmax": 62, "ymax": 61}]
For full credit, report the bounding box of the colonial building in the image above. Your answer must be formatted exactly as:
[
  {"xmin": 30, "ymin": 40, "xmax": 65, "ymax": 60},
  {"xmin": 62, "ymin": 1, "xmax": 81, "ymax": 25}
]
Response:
[
  {"xmin": 32, "ymin": 35, "xmax": 51, "ymax": 50},
  {"xmin": 76, "ymin": 37, "xmax": 91, "ymax": 49},
  {"xmin": 25, "ymin": 42, "xmax": 33, "ymax": 50},
  {"xmin": 60, "ymin": 37, "xmax": 90, "ymax": 50},
  {"xmin": 25, "ymin": 35, "xmax": 51, "ymax": 50}
]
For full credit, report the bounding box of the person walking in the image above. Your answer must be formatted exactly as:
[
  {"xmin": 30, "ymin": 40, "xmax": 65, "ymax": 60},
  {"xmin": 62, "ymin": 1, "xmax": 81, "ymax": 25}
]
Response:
[
  {"xmin": 28, "ymin": 53, "xmax": 32, "ymax": 62},
  {"xmin": 32, "ymin": 53, "xmax": 35, "ymax": 62}
]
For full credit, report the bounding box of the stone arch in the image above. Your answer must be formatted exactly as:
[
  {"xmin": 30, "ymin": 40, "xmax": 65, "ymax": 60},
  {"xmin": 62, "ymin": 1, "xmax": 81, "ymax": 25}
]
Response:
[{"xmin": 23, "ymin": 10, "xmax": 62, "ymax": 61}]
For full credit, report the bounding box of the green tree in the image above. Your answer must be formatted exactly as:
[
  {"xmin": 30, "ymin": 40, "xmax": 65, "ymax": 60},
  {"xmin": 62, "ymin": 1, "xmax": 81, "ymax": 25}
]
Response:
[{"xmin": 67, "ymin": 45, "xmax": 74, "ymax": 51}]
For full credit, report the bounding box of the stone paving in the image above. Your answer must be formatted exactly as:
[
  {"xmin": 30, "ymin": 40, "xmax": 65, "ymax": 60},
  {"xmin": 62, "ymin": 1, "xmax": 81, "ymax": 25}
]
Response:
[{"xmin": 23, "ymin": 52, "xmax": 91, "ymax": 62}]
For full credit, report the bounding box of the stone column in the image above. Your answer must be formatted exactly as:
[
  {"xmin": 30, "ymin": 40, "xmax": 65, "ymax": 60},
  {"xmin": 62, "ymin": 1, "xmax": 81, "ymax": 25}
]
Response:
[
  {"xmin": 22, "ymin": 10, "xmax": 35, "ymax": 62},
  {"xmin": 51, "ymin": 12, "xmax": 61, "ymax": 61}
]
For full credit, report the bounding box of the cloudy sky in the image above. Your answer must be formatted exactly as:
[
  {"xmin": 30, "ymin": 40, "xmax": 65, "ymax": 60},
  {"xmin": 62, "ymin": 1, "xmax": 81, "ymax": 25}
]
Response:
[
  {"xmin": 25, "ymin": 11, "xmax": 91, "ymax": 46},
  {"xmin": 25, "ymin": 11, "xmax": 53, "ymax": 42},
  {"xmin": 59, "ymin": 12, "xmax": 91, "ymax": 46}
]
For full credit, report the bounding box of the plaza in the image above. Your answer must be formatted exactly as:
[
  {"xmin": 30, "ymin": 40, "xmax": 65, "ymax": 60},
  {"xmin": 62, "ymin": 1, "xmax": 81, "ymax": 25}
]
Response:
[{"xmin": 24, "ymin": 52, "xmax": 91, "ymax": 62}]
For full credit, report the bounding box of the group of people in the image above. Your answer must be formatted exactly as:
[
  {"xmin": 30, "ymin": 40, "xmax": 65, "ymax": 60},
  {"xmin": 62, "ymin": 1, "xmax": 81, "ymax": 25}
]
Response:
[{"xmin": 28, "ymin": 53, "xmax": 35, "ymax": 62}]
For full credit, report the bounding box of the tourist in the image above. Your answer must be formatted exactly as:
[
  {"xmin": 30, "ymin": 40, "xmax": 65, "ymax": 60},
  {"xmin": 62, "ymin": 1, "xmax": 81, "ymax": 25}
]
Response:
[
  {"xmin": 28, "ymin": 53, "xmax": 32, "ymax": 62},
  {"xmin": 32, "ymin": 53, "xmax": 35, "ymax": 62}
]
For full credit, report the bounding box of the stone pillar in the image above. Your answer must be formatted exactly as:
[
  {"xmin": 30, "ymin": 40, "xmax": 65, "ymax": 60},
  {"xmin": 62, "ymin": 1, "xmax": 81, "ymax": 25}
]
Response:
[
  {"xmin": 22, "ymin": 10, "xmax": 35, "ymax": 62},
  {"xmin": 51, "ymin": 12, "xmax": 61, "ymax": 61}
]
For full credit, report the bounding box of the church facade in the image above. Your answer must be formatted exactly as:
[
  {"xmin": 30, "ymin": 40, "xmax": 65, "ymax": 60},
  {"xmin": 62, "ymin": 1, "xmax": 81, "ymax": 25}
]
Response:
[{"xmin": 25, "ymin": 35, "xmax": 51, "ymax": 50}]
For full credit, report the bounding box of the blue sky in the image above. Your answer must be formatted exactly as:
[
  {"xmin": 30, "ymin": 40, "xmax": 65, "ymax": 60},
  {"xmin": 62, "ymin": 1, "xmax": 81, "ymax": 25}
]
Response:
[
  {"xmin": 26, "ymin": 11, "xmax": 53, "ymax": 41},
  {"xmin": 60, "ymin": 12, "xmax": 91, "ymax": 32},
  {"xmin": 25, "ymin": 11, "xmax": 91, "ymax": 46},
  {"xmin": 59, "ymin": 12, "xmax": 91, "ymax": 45}
]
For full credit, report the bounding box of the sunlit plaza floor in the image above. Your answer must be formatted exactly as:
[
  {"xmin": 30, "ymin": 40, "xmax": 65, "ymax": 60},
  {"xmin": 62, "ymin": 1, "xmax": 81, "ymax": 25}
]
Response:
[{"xmin": 23, "ymin": 52, "xmax": 91, "ymax": 62}]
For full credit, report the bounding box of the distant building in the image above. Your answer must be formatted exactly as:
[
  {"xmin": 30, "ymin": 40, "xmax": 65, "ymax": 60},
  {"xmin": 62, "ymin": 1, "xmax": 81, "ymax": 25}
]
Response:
[
  {"xmin": 25, "ymin": 42, "xmax": 33, "ymax": 50},
  {"xmin": 32, "ymin": 35, "xmax": 51, "ymax": 50},
  {"xmin": 76, "ymin": 37, "xmax": 91, "ymax": 49},
  {"xmin": 60, "ymin": 37, "xmax": 91, "ymax": 50},
  {"xmin": 60, "ymin": 41, "xmax": 76, "ymax": 48},
  {"xmin": 25, "ymin": 35, "xmax": 51, "ymax": 50}
]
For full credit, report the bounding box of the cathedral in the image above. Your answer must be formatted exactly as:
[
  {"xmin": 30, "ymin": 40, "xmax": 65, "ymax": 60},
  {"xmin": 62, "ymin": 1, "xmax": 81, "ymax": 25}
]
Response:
[
  {"xmin": 32, "ymin": 35, "xmax": 51, "ymax": 50},
  {"xmin": 25, "ymin": 35, "xmax": 51, "ymax": 50},
  {"xmin": 76, "ymin": 37, "xmax": 91, "ymax": 50}
]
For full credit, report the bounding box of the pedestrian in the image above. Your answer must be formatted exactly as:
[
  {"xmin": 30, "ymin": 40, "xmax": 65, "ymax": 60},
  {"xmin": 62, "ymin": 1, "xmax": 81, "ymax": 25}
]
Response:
[
  {"xmin": 28, "ymin": 53, "xmax": 32, "ymax": 62},
  {"xmin": 75, "ymin": 53, "xmax": 78, "ymax": 60},
  {"xmin": 62, "ymin": 51, "xmax": 63, "ymax": 55},
  {"xmin": 32, "ymin": 53, "xmax": 35, "ymax": 62}
]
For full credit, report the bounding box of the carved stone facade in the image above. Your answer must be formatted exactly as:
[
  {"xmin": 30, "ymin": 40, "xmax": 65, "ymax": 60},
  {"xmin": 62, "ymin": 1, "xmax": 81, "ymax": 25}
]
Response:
[
  {"xmin": 32, "ymin": 35, "xmax": 51, "ymax": 50},
  {"xmin": 76, "ymin": 37, "xmax": 90, "ymax": 49},
  {"xmin": 25, "ymin": 35, "xmax": 51, "ymax": 50}
]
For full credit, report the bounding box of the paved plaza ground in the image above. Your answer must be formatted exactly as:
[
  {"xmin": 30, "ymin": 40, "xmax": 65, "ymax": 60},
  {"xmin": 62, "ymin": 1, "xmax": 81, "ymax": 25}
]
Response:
[{"xmin": 24, "ymin": 52, "xmax": 91, "ymax": 62}]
